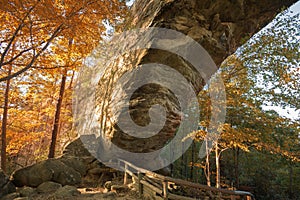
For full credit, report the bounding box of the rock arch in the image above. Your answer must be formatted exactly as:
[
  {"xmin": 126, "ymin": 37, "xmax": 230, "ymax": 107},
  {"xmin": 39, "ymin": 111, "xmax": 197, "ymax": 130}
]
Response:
[{"xmin": 80, "ymin": 0, "xmax": 297, "ymax": 168}]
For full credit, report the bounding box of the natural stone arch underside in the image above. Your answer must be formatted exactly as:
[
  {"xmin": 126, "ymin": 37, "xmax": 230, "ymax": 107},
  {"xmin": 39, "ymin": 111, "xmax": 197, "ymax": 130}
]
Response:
[{"xmin": 90, "ymin": 0, "xmax": 297, "ymax": 167}]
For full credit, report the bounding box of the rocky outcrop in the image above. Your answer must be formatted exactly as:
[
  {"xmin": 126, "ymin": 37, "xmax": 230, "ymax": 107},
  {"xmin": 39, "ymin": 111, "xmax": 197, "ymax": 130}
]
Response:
[
  {"xmin": 0, "ymin": 170, "xmax": 16, "ymax": 198},
  {"xmin": 12, "ymin": 159, "xmax": 82, "ymax": 187},
  {"xmin": 52, "ymin": 185, "xmax": 81, "ymax": 198},
  {"xmin": 10, "ymin": 136, "xmax": 117, "ymax": 190},
  {"xmin": 36, "ymin": 181, "xmax": 62, "ymax": 193},
  {"xmin": 77, "ymin": 0, "xmax": 297, "ymax": 168},
  {"xmin": 18, "ymin": 187, "xmax": 36, "ymax": 198},
  {"xmin": 2, "ymin": 137, "xmax": 123, "ymax": 199},
  {"xmin": 128, "ymin": 0, "xmax": 297, "ymax": 65}
]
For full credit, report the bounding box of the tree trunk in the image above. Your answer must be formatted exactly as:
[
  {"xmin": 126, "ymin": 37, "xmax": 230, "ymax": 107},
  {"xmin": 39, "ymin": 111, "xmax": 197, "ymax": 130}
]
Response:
[
  {"xmin": 1, "ymin": 67, "xmax": 11, "ymax": 172},
  {"xmin": 288, "ymin": 163, "xmax": 294, "ymax": 199},
  {"xmin": 215, "ymin": 142, "xmax": 220, "ymax": 189},
  {"xmin": 180, "ymin": 143, "xmax": 184, "ymax": 178},
  {"xmin": 184, "ymin": 150, "xmax": 188, "ymax": 178},
  {"xmin": 205, "ymin": 139, "xmax": 211, "ymax": 187},
  {"xmin": 48, "ymin": 70, "xmax": 67, "ymax": 158},
  {"xmin": 234, "ymin": 147, "xmax": 240, "ymax": 188},
  {"xmin": 190, "ymin": 140, "xmax": 195, "ymax": 181}
]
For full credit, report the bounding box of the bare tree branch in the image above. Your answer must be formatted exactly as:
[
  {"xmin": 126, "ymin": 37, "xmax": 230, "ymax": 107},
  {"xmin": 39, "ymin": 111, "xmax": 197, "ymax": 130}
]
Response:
[
  {"xmin": 2, "ymin": 45, "xmax": 37, "ymax": 66},
  {"xmin": 0, "ymin": 2, "xmax": 39, "ymax": 69},
  {"xmin": 0, "ymin": 24, "xmax": 64, "ymax": 82}
]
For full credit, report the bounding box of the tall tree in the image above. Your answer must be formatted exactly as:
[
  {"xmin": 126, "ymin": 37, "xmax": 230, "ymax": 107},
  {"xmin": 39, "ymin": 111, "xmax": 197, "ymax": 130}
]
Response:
[
  {"xmin": 192, "ymin": 9, "xmax": 299, "ymax": 189},
  {"xmin": 0, "ymin": 0, "xmax": 127, "ymax": 81},
  {"xmin": 0, "ymin": 0, "xmax": 127, "ymax": 170},
  {"xmin": 48, "ymin": 37, "xmax": 73, "ymax": 158},
  {"xmin": 1, "ymin": 66, "xmax": 11, "ymax": 172},
  {"xmin": 48, "ymin": 69, "xmax": 67, "ymax": 158}
]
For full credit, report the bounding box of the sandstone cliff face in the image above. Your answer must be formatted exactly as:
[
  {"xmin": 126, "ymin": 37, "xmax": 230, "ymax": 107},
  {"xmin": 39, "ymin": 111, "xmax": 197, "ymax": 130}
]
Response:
[
  {"xmin": 79, "ymin": 0, "xmax": 297, "ymax": 169},
  {"xmin": 130, "ymin": 0, "xmax": 297, "ymax": 65}
]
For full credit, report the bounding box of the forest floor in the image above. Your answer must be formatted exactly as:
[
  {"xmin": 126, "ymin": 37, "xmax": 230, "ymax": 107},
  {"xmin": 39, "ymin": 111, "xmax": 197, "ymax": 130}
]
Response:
[
  {"xmin": 29, "ymin": 188, "xmax": 145, "ymax": 200},
  {"xmin": 17, "ymin": 178, "xmax": 150, "ymax": 200}
]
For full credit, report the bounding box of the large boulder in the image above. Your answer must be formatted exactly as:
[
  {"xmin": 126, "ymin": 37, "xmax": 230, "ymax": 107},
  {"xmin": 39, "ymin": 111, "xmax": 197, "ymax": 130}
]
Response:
[
  {"xmin": 11, "ymin": 161, "xmax": 53, "ymax": 187},
  {"xmin": 0, "ymin": 170, "xmax": 16, "ymax": 198},
  {"xmin": 62, "ymin": 136, "xmax": 113, "ymax": 186},
  {"xmin": 63, "ymin": 135, "xmax": 99, "ymax": 158},
  {"xmin": 10, "ymin": 136, "xmax": 117, "ymax": 189},
  {"xmin": 63, "ymin": 137, "xmax": 92, "ymax": 157},
  {"xmin": 53, "ymin": 185, "xmax": 81, "ymax": 198},
  {"xmin": 57, "ymin": 156, "xmax": 88, "ymax": 176},
  {"xmin": 36, "ymin": 181, "xmax": 62, "ymax": 193},
  {"xmin": 11, "ymin": 159, "xmax": 81, "ymax": 187},
  {"xmin": 18, "ymin": 187, "xmax": 36, "ymax": 197}
]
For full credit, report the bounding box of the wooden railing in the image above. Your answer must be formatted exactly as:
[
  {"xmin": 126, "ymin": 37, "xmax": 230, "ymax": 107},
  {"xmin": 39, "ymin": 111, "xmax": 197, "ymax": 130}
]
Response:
[{"xmin": 114, "ymin": 159, "xmax": 255, "ymax": 200}]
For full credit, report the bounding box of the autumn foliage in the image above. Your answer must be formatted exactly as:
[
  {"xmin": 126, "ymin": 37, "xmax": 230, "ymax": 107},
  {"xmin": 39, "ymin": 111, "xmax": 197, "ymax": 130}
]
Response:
[{"xmin": 0, "ymin": 0, "xmax": 127, "ymax": 171}]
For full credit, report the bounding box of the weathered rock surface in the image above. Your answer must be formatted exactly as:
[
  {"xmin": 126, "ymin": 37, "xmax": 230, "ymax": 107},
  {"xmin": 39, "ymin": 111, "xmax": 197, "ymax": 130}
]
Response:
[
  {"xmin": 11, "ymin": 161, "xmax": 52, "ymax": 187},
  {"xmin": 12, "ymin": 159, "xmax": 81, "ymax": 187},
  {"xmin": 57, "ymin": 156, "xmax": 88, "ymax": 176},
  {"xmin": 53, "ymin": 185, "xmax": 81, "ymax": 198},
  {"xmin": 36, "ymin": 181, "xmax": 62, "ymax": 193},
  {"xmin": 0, "ymin": 192, "xmax": 20, "ymax": 200},
  {"xmin": 10, "ymin": 136, "xmax": 118, "ymax": 189},
  {"xmin": 0, "ymin": 170, "xmax": 16, "ymax": 198},
  {"xmin": 75, "ymin": 0, "xmax": 297, "ymax": 168},
  {"xmin": 62, "ymin": 136, "xmax": 94, "ymax": 157},
  {"xmin": 83, "ymin": 192, "xmax": 116, "ymax": 199},
  {"xmin": 18, "ymin": 187, "xmax": 36, "ymax": 197}
]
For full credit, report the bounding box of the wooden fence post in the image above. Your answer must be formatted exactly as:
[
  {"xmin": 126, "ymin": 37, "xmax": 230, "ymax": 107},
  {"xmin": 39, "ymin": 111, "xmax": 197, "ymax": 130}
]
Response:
[
  {"xmin": 138, "ymin": 172, "xmax": 143, "ymax": 197},
  {"xmin": 163, "ymin": 181, "xmax": 168, "ymax": 200},
  {"xmin": 124, "ymin": 163, "xmax": 128, "ymax": 185}
]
